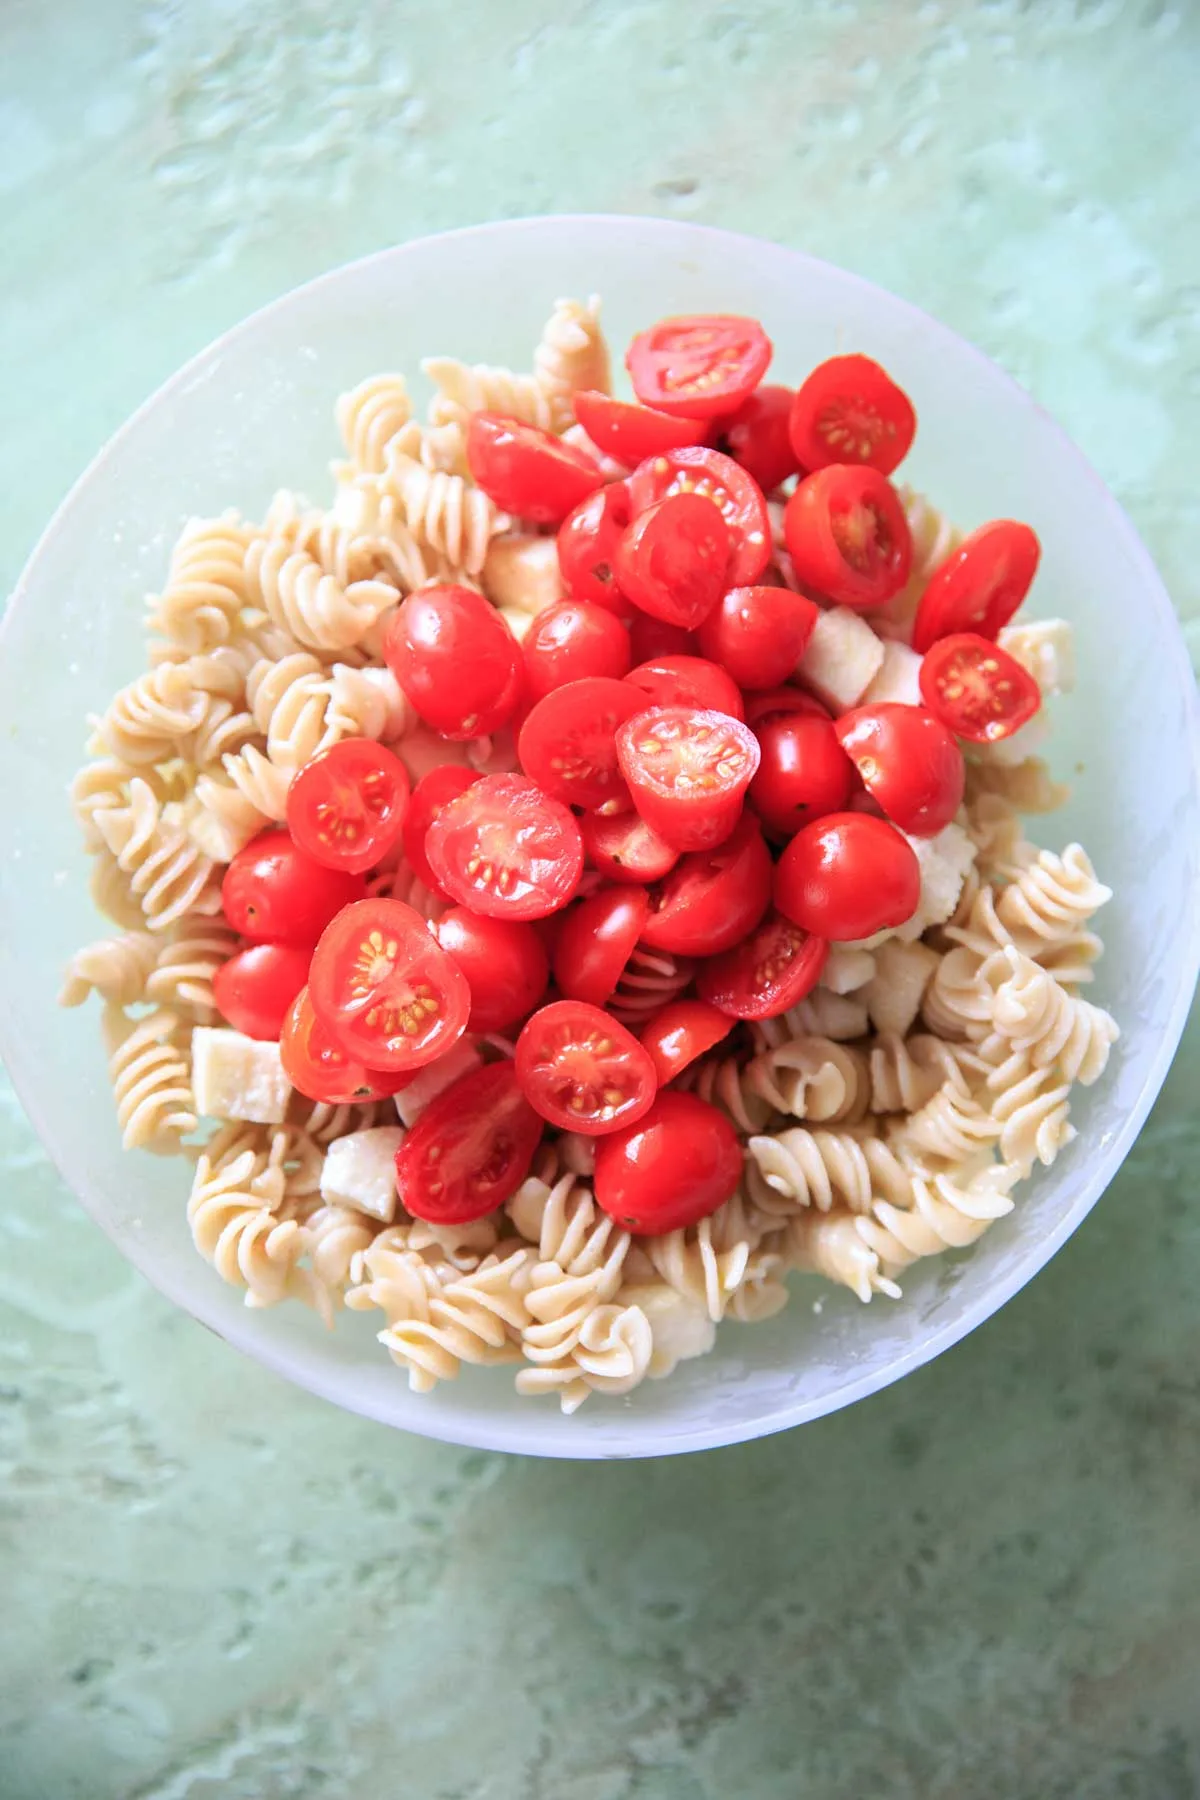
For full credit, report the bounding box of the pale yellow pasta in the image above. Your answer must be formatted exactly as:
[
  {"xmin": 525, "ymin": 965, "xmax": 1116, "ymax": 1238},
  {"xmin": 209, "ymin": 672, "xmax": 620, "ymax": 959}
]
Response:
[
  {"xmin": 186, "ymin": 1129, "xmax": 320, "ymax": 1313},
  {"xmin": 144, "ymin": 917, "xmax": 240, "ymax": 1021},
  {"xmin": 608, "ymin": 947, "xmax": 694, "ymax": 1024},
  {"xmin": 247, "ymin": 536, "xmax": 399, "ymax": 653},
  {"xmin": 376, "ymin": 452, "xmax": 508, "ymax": 578},
  {"xmin": 515, "ymin": 1300, "xmax": 653, "ymax": 1414},
  {"xmin": 335, "ymin": 373, "xmax": 412, "ymax": 475},
  {"xmin": 94, "ymin": 780, "xmax": 222, "ymax": 932},
  {"xmin": 306, "ymin": 1204, "xmax": 382, "ymax": 1303},
  {"xmin": 376, "ymin": 1248, "xmax": 537, "ymax": 1393},
  {"xmin": 103, "ymin": 1005, "xmax": 197, "ymax": 1153},
  {"xmin": 784, "ymin": 1210, "xmax": 902, "ymax": 1303},
  {"xmin": 59, "ymin": 931, "xmax": 158, "ymax": 1009},
  {"xmin": 532, "ymin": 296, "xmax": 611, "ymax": 429},
  {"xmin": 422, "ymin": 356, "xmax": 555, "ymax": 431},
  {"xmin": 145, "ymin": 512, "xmax": 254, "ymax": 656}
]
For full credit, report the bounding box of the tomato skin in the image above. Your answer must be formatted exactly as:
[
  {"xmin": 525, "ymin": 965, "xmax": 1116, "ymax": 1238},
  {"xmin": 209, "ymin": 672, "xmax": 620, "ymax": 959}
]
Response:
[
  {"xmin": 521, "ymin": 599, "xmax": 632, "ymax": 699},
  {"xmin": 286, "ymin": 739, "xmax": 410, "ymax": 876},
  {"xmin": 748, "ymin": 712, "xmax": 855, "ymax": 837},
  {"xmin": 612, "ymin": 492, "xmax": 731, "ymax": 630},
  {"xmin": 515, "ymin": 999, "xmax": 657, "ymax": 1136},
  {"xmin": 629, "ymin": 445, "xmax": 771, "ymax": 586},
  {"xmin": 383, "ymin": 584, "xmax": 522, "ymax": 740},
  {"xmin": 426, "ymin": 772, "xmax": 584, "ymax": 920},
  {"xmin": 638, "ymin": 1000, "xmax": 733, "ymax": 1085},
  {"xmin": 774, "ymin": 812, "xmax": 921, "ymax": 941},
  {"xmin": 594, "ymin": 1090, "xmax": 743, "ymax": 1233},
  {"xmin": 466, "ymin": 412, "xmax": 604, "ymax": 524},
  {"xmin": 401, "ymin": 766, "xmax": 481, "ymax": 893},
  {"xmin": 627, "ymin": 613, "xmax": 698, "ymax": 665},
  {"xmin": 639, "ymin": 813, "xmax": 772, "ymax": 957},
  {"xmin": 573, "ymin": 390, "xmax": 709, "ymax": 463},
  {"xmin": 396, "ymin": 1061, "xmax": 543, "ymax": 1224},
  {"xmin": 743, "ymin": 686, "xmax": 831, "ymax": 727},
  {"xmin": 213, "ymin": 943, "xmax": 311, "ymax": 1041},
  {"xmin": 624, "ymin": 654, "xmax": 745, "ymax": 722},
  {"xmin": 919, "ymin": 632, "xmax": 1042, "ymax": 744},
  {"xmin": 580, "ymin": 807, "xmax": 680, "ymax": 885},
  {"xmin": 616, "ymin": 706, "xmax": 761, "ymax": 853},
  {"xmin": 280, "ymin": 986, "xmax": 412, "ymax": 1104},
  {"xmin": 695, "ymin": 909, "xmax": 829, "ymax": 1020},
  {"xmin": 783, "ymin": 466, "xmax": 912, "ymax": 609},
  {"xmin": 434, "ymin": 907, "xmax": 549, "ymax": 1033},
  {"xmin": 308, "ymin": 897, "xmax": 470, "ymax": 1071},
  {"xmin": 835, "ymin": 703, "xmax": 964, "ymax": 837},
  {"xmin": 912, "ymin": 521, "xmax": 1041, "ymax": 653},
  {"xmin": 788, "ymin": 354, "xmax": 916, "ymax": 477},
  {"xmin": 556, "ymin": 482, "xmax": 634, "ymax": 612},
  {"xmin": 696, "ymin": 585, "xmax": 819, "ymax": 689},
  {"xmin": 716, "ymin": 384, "xmax": 800, "ymax": 493},
  {"xmin": 552, "ymin": 884, "xmax": 651, "ymax": 1008},
  {"xmin": 221, "ymin": 830, "xmax": 366, "ymax": 948},
  {"xmin": 626, "ymin": 314, "xmax": 773, "ymax": 420},
  {"xmin": 518, "ymin": 675, "xmax": 643, "ymax": 811}
]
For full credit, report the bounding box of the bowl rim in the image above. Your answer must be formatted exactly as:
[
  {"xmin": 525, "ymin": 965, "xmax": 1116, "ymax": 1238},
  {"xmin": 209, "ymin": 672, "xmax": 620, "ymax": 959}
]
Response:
[{"xmin": 5, "ymin": 212, "xmax": 1199, "ymax": 1459}]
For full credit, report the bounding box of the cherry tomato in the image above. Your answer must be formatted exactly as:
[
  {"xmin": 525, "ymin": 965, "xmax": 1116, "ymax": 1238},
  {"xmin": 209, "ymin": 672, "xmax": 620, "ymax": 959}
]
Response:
[
  {"xmin": 749, "ymin": 712, "xmax": 855, "ymax": 837},
  {"xmin": 515, "ymin": 1000, "xmax": 657, "ymax": 1136},
  {"xmin": 396, "ymin": 1061, "xmax": 543, "ymax": 1223},
  {"xmin": 743, "ymin": 686, "xmax": 832, "ymax": 727},
  {"xmin": 696, "ymin": 909, "xmax": 829, "ymax": 1019},
  {"xmin": 434, "ymin": 906, "xmax": 549, "ymax": 1033},
  {"xmin": 580, "ymin": 806, "xmax": 680, "ymax": 885},
  {"xmin": 919, "ymin": 632, "xmax": 1042, "ymax": 743},
  {"xmin": 213, "ymin": 943, "xmax": 311, "ymax": 1042},
  {"xmin": 466, "ymin": 412, "xmax": 603, "ymax": 524},
  {"xmin": 835, "ymin": 703, "xmax": 964, "ymax": 837},
  {"xmin": 774, "ymin": 812, "xmax": 920, "ymax": 941},
  {"xmin": 625, "ymin": 654, "xmax": 745, "ymax": 722},
  {"xmin": 788, "ymin": 354, "xmax": 916, "ymax": 477},
  {"xmin": 696, "ymin": 586, "xmax": 819, "ymax": 689},
  {"xmin": 639, "ymin": 813, "xmax": 772, "ymax": 957},
  {"xmin": 521, "ymin": 599, "xmax": 631, "ymax": 700},
  {"xmin": 593, "ymin": 1090, "xmax": 743, "ymax": 1233},
  {"xmin": 556, "ymin": 482, "xmax": 634, "ymax": 612},
  {"xmin": 911, "ymin": 521, "xmax": 1041, "ymax": 653},
  {"xmin": 308, "ymin": 897, "xmax": 469, "ymax": 1071},
  {"xmin": 425, "ymin": 772, "xmax": 584, "ymax": 920},
  {"xmin": 638, "ymin": 1000, "xmax": 733, "ymax": 1085},
  {"xmin": 627, "ymin": 613, "xmax": 698, "ymax": 665},
  {"xmin": 280, "ymin": 986, "xmax": 412, "ymax": 1104},
  {"xmin": 551, "ymin": 884, "xmax": 650, "ymax": 1009},
  {"xmin": 517, "ymin": 675, "xmax": 643, "ymax": 811},
  {"xmin": 285, "ymin": 739, "xmax": 410, "ymax": 876},
  {"xmin": 616, "ymin": 706, "xmax": 760, "ymax": 853},
  {"xmin": 629, "ymin": 445, "xmax": 771, "ymax": 586},
  {"xmin": 221, "ymin": 830, "xmax": 365, "ymax": 948},
  {"xmin": 612, "ymin": 492, "xmax": 730, "ymax": 629},
  {"xmin": 383, "ymin": 584, "xmax": 522, "ymax": 740},
  {"xmin": 573, "ymin": 389, "xmax": 709, "ymax": 463},
  {"xmin": 626, "ymin": 314, "xmax": 773, "ymax": 419},
  {"xmin": 783, "ymin": 466, "xmax": 912, "ymax": 610},
  {"xmin": 715, "ymin": 384, "xmax": 800, "ymax": 492},
  {"xmin": 401, "ymin": 766, "xmax": 481, "ymax": 892}
]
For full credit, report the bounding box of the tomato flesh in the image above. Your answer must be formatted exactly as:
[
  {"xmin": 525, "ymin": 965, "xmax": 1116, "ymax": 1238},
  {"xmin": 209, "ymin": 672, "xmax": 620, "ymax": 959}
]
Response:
[
  {"xmin": 639, "ymin": 813, "xmax": 772, "ymax": 957},
  {"xmin": 552, "ymin": 884, "xmax": 651, "ymax": 1008},
  {"xmin": 286, "ymin": 738, "xmax": 410, "ymax": 875},
  {"xmin": 556, "ymin": 482, "xmax": 634, "ymax": 612},
  {"xmin": 919, "ymin": 632, "xmax": 1042, "ymax": 743},
  {"xmin": 835, "ymin": 703, "xmax": 964, "ymax": 837},
  {"xmin": 696, "ymin": 585, "xmax": 819, "ymax": 690},
  {"xmin": 912, "ymin": 521, "xmax": 1041, "ymax": 653},
  {"xmin": 716, "ymin": 383, "xmax": 800, "ymax": 493},
  {"xmin": 788, "ymin": 354, "xmax": 916, "ymax": 477},
  {"xmin": 638, "ymin": 1000, "xmax": 733, "ymax": 1085},
  {"xmin": 624, "ymin": 654, "xmax": 745, "ymax": 722},
  {"xmin": 517, "ymin": 676, "xmax": 643, "ymax": 811},
  {"xmin": 783, "ymin": 466, "xmax": 912, "ymax": 609},
  {"xmin": 580, "ymin": 807, "xmax": 680, "ymax": 886},
  {"xmin": 221, "ymin": 830, "xmax": 366, "ymax": 948},
  {"xmin": 466, "ymin": 412, "xmax": 603, "ymax": 524},
  {"xmin": 396, "ymin": 1061, "xmax": 543, "ymax": 1223},
  {"xmin": 383, "ymin": 584, "xmax": 522, "ymax": 740},
  {"xmin": 627, "ymin": 314, "xmax": 773, "ymax": 419},
  {"xmin": 628, "ymin": 445, "xmax": 771, "ymax": 586},
  {"xmin": 696, "ymin": 910, "xmax": 829, "ymax": 1020},
  {"xmin": 308, "ymin": 897, "xmax": 470, "ymax": 1071},
  {"xmin": 573, "ymin": 389, "xmax": 709, "ymax": 463},
  {"xmin": 593, "ymin": 1090, "xmax": 743, "ymax": 1233},
  {"xmin": 521, "ymin": 600, "xmax": 631, "ymax": 700},
  {"xmin": 425, "ymin": 772, "xmax": 584, "ymax": 920},
  {"xmin": 616, "ymin": 706, "xmax": 760, "ymax": 853},
  {"xmin": 774, "ymin": 812, "xmax": 921, "ymax": 942},
  {"xmin": 748, "ymin": 712, "xmax": 855, "ymax": 837},
  {"xmin": 401, "ymin": 766, "xmax": 481, "ymax": 893},
  {"xmin": 280, "ymin": 986, "xmax": 412, "ymax": 1104},
  {"xmin": 434, "ymin": 907, "xmax": 549, "ymax": 1033},
  {"xmin": 515, "ymin": 1000, "xmax": 657, "ymax": 1136},
  {"xmin": 613, "ymin": 492, "xmax": 730, "ymax": 629},
  {"xmin": 213, "ymin": 943, "xmax": 311, "ymax": 1042}
]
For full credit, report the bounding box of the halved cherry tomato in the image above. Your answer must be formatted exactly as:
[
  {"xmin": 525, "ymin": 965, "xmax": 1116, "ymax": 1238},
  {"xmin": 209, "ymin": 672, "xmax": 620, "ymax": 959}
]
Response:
[
  {"xmin": 396, "ymin": 1061, "xmax": 543, "ymax": 1223},
  {"xmin": 783, "ymin": 466, "xmax": 912, "ymax": 609},
  {"xmin": 280, "ymin": 986, "xmax": 413, "ymax": 1104},
  {"xmin": 573, "ymin": 389, "xmax": 709, "ymax": 463},
  {"xmin": 788, "ymin": 354, "xmax": 916, "ymax": 476},
  {"xmin": 515, "ymin": 999, "xmax": 657, "ymax": 1136},
  {"xmin": 911, "ymin": 521, "xmax": 1041, "ymax": 653},
  {"xmin": 696, "ymin": 909, "xmax": 829, "ymax": 1020},
  {"xmin": 552, "ymin": 885, "xmax": 651, "ymax": 1007},
  {"xmin": 401, "ymin": 766, "xmax": 481, "ymax": 892},
  {"xmin": 286, "ymin": 739, "xmax": 410, "ymax": 875},
  {"xmin": 556, "ymin": 482, "xmax": 633, "ymax": 612},
  {"xmin": 580, "ymin": 807, "xmax": 680, "ymax": 885},
  {"xmin": 517, "ymin": 676, "xmax": 643, "ymax": 811},
  {"xmin": 624, "ymin": 654, "xmax": 745, "ymax": 722},
  {"xmin": 629, "ymin": 446, "xmax": 771, "ymax": 586},
  {"xmin": 425, "ymin": 772, "xmax": 584, "ymax": 919},
  {"xmin": 308, "ymin": 898, "xmax": 470, "ymax": 1071},
  {"xmin": 594, "ymin": 1090, "xmax": 743, "ymax": 1232},
  {"xmin": 613, "ymin": 492, "xmax": 730, "ymax": 629},
  {"xmin": 221, "ymin": 830, "xmax": 365, "ymax": 948},
  {"xmin": 774, "ymin": 812, "xmax": 920, "ymax": 941},
  {"xmin": 466, "ymin": 412, "xmax": 604, "ymax": 524},
  {"xmin": 627, "ymin": 613, "xmax": 698, "ymax": 665},
  {"xmin": 383, "ymin": 584, "xmax": 522, "ymax": 740},
  {"xmin": 716, "ymin": 384, "xmax": 800, "ymax": 493},
  {"xmin": 521, "ymin": 600, "xmax": 632, "ymax": 700},
  {"xmin": 835, "ymin": 703, "xmax": 964, "ymax": 837},
  {"xmin": 748, "ymin": 711, "xmax": 855, "ymax": 837},
  {"xmin": 696, "ymin": 586, "xmax": 819, "ymax": 689},
  {"xmin": 639, "ymin": 813, "xmax": 772, "ymax": 957},
  {"xmin": 213, "ymin": 943, "xmax": 311, "ymax": 1042},
  {"xmin": 743, "ymin": 686, "xmax": 831, "ymax": 727},
  {"xmin": 638, "ymin": 1000, "xmax": 733, "ymax": 1085},
  {"xmin": 627, "ymin": 314, "xmax": 773, "ymax": 419},
  {"xmin": 616, "ymin": 706, "xmax": 760, "ymax": 853},
  {"xmin": 434, "ymin": 906, "xmax": 549, "ymax": 1033},
  {"xmin": 919, "ymin": 632, "xmax": 1042, "ymax": 743}
]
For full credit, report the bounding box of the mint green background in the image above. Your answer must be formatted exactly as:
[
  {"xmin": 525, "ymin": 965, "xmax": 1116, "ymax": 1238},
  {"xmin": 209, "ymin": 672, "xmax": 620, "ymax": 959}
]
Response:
[{"xmin": 2, "ymin": 3, "xmax": 1199, "ymax": 1795}]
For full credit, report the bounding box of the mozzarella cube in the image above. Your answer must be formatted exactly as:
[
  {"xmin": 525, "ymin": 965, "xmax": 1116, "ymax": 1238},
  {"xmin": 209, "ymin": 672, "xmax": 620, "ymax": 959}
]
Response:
[
  {"xmin": 797, "ymin": 607, "xmax": 886, "ymax": 712},
  {"xmin": 320, "ymin": 1127, "xmax": 406, "ymax": 1223},
  {"xmin": 620, "ymin": 1285, "xmax": 716, "ymax": 1379},
  {"xmin": 820, "ymin": 945, "xmax": 877, "ymax": 995},
  {"xmin": 860, "ymin": 639, "xmax": 924, "ymax": 708},
  {"xmin": 975, "ymin": 707, "xmax": 1051, "ymax": 766},
  {"xmin": 997, "ymin": 617, "xmax": 1075, "ymax": 696},
  {"xmin": 862, "ymin": 939, "xmax": 941, "ymax": 1037},
  {"xmin": 481, "ymin": 533, "xmax": 564, "ymax": 616},
  {"xmin": 393, "ymin": 1037, "xmax": 481, "ymax": 1128},
  {"xmin": 192, "ymin": 1027, "xmax": 291, "ymax": 1125},
  {"xmin": 898, "ymin": 821, "xmax": 977, "ymax": 940}
]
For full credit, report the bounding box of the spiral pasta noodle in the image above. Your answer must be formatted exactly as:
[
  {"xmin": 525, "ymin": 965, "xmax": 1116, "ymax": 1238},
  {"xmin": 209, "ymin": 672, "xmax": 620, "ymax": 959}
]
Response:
[
  {"xmin": 59, "ymin": 931, "xmax": 158, "ymax": 1009},
  {"xmin": 145, "ymin": 513, "xmax": 254, "ymax": 657},
  {"xmin": 375, "ymin": 1248, "xmax": 537, "ymax": 1392},
  {"xmin": 745, "ymin": 1127, "xmax": 916, "ymax": 1216},
  {"xmin": 186, "ymin": 1127, "xmax": 321, "ymax": 1312},
  {"xmin": 532, "ymin": 296, "xmax": 611, "ymax": 429},
  {"xmin": 94, "ymin": 780, "xmax": 222, "ymax": 932},
  {"xmin": 422, "ymin": 356, "xmax": 556, "ymax": 432},
  {"xmin": 144, "ymin": 917, "xmax": 240, "ymax": 1021},
  {"xmin": 514, "ymin": 1299, "xmax": 654, "ymax": 1413},
  {"xmin": 376, "ymin": 453, "xmax": 508, "ymax": 578},
  {"xmin": 246, "ymin": 536, "xmax": 399, "ymax": 654},
  {"xmin": 980, "ymin": 946, "xmax": 1118, "ymax": 1085},
  {"xmin": 103, "ymin": 1006, "xmax": 197, "ymax": 1152},
  {"xmin": 334, "ymin": 373, "xmax": 412, "ymax": 475},
  {"xmin": 784, "ymin": 1210, "xmax": 903, "ymax": 1303},
  {"xmin": 607, "ymin": 948, "xmax": 694, "ymax": 1024}
]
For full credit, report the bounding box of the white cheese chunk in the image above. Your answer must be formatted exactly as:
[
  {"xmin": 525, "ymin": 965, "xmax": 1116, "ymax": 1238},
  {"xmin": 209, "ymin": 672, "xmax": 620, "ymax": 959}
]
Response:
[
  {"xmin": 859, "ymin": 639, "xmax": 924, "ymax": 709},
  {"xmin": 862, "ymin": 939, "xmax": 942, "ymax": 1037},
  {"xmin": 320, "ymin": 1127, "xmax": 406, "ymax": 1223},
  {"xmin": 797, "ymin": 607, "xmax": 886, "ymax": 711},
  {"xmin": 819, "ymin": 945, "xmax": 877, "ymax": 995},
  {"xmin": 192, "ymin": 1027, "xmax": 291, "ymax": 1125},
  {"xmin": 393, "ymin": 1037, "xmax": 481, "ymax": 1128},
  {"xmin": 997, "ymin": 617, "xmax": 1075, "ymax": 696},
  {"xmin": 849, "ymin": 820, "xmax": 977, "ymax": 950},
  {"xmin": 481, "ymin": 533, "xmax": 564, "ymax": 616}
]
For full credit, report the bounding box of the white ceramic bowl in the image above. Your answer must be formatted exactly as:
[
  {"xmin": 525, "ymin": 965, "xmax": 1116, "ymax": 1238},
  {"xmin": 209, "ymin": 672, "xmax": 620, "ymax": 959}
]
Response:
[{"xmin": 2, "ymin": 216, "xmax": 1197, "ymax": 1459}]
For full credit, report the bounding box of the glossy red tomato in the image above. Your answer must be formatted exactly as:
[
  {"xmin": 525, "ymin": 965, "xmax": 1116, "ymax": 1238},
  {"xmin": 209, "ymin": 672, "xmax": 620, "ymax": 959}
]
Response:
[
  {"xmin": 221, "ymin": 830, "xmax": 365, "ymax": 947},
  {"xmin": 639, "ymin": 813, "xmax": 772, "ymax": 957},
  {"xmin": 748, "ymin": 711, "xmax": 855, "ymax": 837},
  {"xmin": 594, "ymin": 1090, "xmax": 743, "ymax": 1232},
  {"xmin": 613, "ymin": 492, "xmax": 730, "ymax": 629},
  {"xmin": 556, "ymin": 482, "xmax": 634, "ymax": 612},
  {"xmin": 626, "ymin": 314, "xmax": 773, "ymax": 419},
  {"xmin": 434, "ymin": 906, "xmax": 549, "ymax": 1033},
  {"xmin": 515, "ymin": 1000, "xmax": 657, "ymax": 1136},
  {"xmin": 835, "ymin": 703, "xmax": 964, "ymax": 837},
  {"xmin": 788, "ymin": 354, "xmax": 916, "ymax": 476},
  {"xmin": 552, "ymin": 884, "xmax": 651, "ymax": 1008},
  {"xmin": 425, "ymin": 772, "xmax": 584, "ymax": 919},
  {"xmin": 285, "ymin": 739, "xmax": 410, "ymax": 875},
  {"xmin": 624, "ymin": 654, "xmax": 745, "ymax": 722},
  {"xmin": 517, "ymin": 675, "xmax": 643, "ymax": 811},
  {"xmin": 280, "ymin": 987, "xmax": 412, "ymax": 1104},
  {"xmin": 912, "ymin": 521, "xmax": 1041, "ymax": 653},
  {"xmin": 627, "ymin": 613, "xmax": 698, "ymax": 665},
  {"xmin": 213, "ymin": 943, "xmax": 311, "ymax": 1041},
  {"xmin": 466, "ymin": 412, "xmax": 604, "ymax": 524},
  {"xmin": 774, "ymin": 812, "xmax": 921, "ymax": 941},
  {"xmin": 743, "ymin": 686, "xmax": 831, "ymax": 727},
  {"xmin": 783, "ymin": 466, "xmax": 912, "ymax": 609},
  {"xmin": 616, "ymin": 706, "xmax": 760, "ymax": 852},
  {"xmin": 396, "ymin": 1061, "xmax": 543, "ymax": 1223},
  {"xmin": 696, "ymin": 586, "xmax": 819, "ymax": 689},
  {"xmin": 401, "ymin": 766, "xmax": 481, "ymax": 892},
  {"xmin": 521, "ymin": 600, "xmax": 632, "ymax": 700},
  {"xmin": 696, "ymin": 910, "xmax": 829, "ymax": 1019},
  {"xmin": 579, "ymin": 806, "xmax": 680, "ymax": 885},
  {"xmin": 308, "ymin": 897, "xmax": 469, "ymax": 1070},
  {"xmin": 383, "ymin": 584, "xmax": 522, "ymax": 740},
  {"xmin": 716, "ymin": 384, "xmax": 800, "ymax": 492},
  {"xmin": 638, "ymin": 1000, "xmax": 733, "ymax": 1085},
  {"xmin": 573, "ymin": 389, "xmax": 709, "ymax": 463},
  {"xmin": 629, "ymin": 445, "xmax": 771, "ymax": 586},
  {"xmin": 919, "ymin": 632, "xmax": 1042, "ymax": 743}
]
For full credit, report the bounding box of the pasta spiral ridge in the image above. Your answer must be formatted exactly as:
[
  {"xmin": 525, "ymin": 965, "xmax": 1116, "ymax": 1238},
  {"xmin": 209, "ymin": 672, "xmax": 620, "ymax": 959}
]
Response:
[
  {"xmin": 514, "ymin": 1300, "xmax": 654, "ymax": 1413},
  {"xmin": 745, "ymin": 1127, "xmax": 916, "ymax": 1216},
  {"xmin": 980, "ymin": 947, "xmax": 1118, "ymax": 1085},
  {"xmin": 186, "ymin": 1131, "xmax": 318, "ymax": 1311},
  {"xmin": 335, "ymin": 374, "xmax": 412, "ymax": 475},
  {"xmin": 145, "ymin": 513, "xmax": 253, "ymax": 656},
  {"xmin": 422, "ymin": 356, "xmax": 556, "ymax": 431},
  {"xmin": 94, "ymin": 781, "xmax": 222, "ymax": 931},
  {"xmin": 783, "ymin": 1210, "xmax": 902, "ymax": 1303},
  {"xmin": 532, "ymin": 296, "xmax": 611, "ymax": 430},
  {"xmin": 247, "ymin": 537, "xmax": 398, "ymax": 653},
  {"xmin": 608, "ymin": 948, "xmax": 694, "ymax": 1025},
  {"xmin": 103, "ymin": 1006, "xmax": 197, "ymax": 1152},
  {"xmin": 377, "ymin": 453, "xmax": 508, "ymax": 577},
  {"xmin": 375, "ymin": 1248, "xmax": 537, "ymax": 1392},
  {"xmin": 144, "ymin": 917, "xmax": 240, "ymax": 1021},
  {"xmin": 59, "ymin": 931, "xmax": 158, "ymax": 1009}
]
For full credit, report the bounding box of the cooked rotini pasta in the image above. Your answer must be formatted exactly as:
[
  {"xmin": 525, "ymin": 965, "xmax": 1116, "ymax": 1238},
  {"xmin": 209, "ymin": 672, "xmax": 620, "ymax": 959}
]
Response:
[
  {"xmin": 334, "ymin": 373, "xmax": 412, "ymax": 476},
  {"xmin": 103, "ymin": 1005, "xmax": 197, "ymax": 1153},
  {"xmin": 145, "ymin": 513, "xmax": 254, "ymax": 657},
  {"xmin": 532, "ymin": 295, "xmax": 611, "ymax": 430},
  {"xmin": 246, "ymin": 537, "xmax": 399, "ymax": 654},
  {"xmin": 376, "ymin": 453, "xmax": 508, "ymax": 578},
  {"xmin": 94, "ymin": 780, "xmax": 222, "ymax": 932},
  {"xmin": 59, "ymin": 930, "xmax": 159, "ymax": 1009},
  {"xmin": 422, "ymin": 356, "xmax": 556, "ymax": 432}
]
